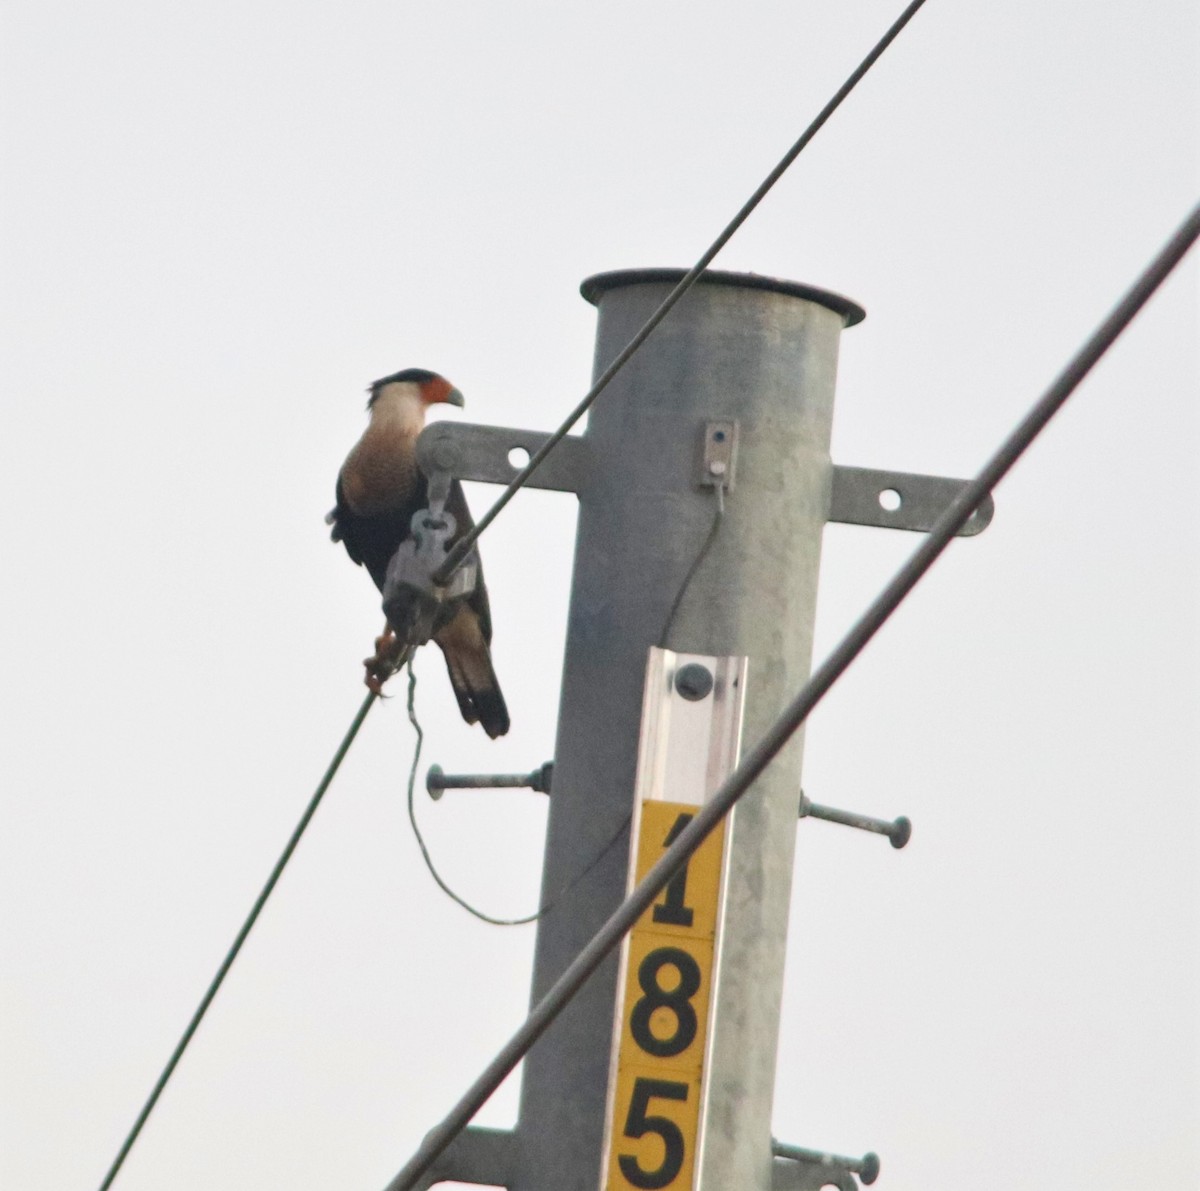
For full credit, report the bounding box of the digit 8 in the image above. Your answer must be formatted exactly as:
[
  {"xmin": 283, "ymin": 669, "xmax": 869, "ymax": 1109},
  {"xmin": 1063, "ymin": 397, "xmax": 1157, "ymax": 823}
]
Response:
[{"xmin": 629, "ymin": 947, "xmax": 700, "ymax": 1058}]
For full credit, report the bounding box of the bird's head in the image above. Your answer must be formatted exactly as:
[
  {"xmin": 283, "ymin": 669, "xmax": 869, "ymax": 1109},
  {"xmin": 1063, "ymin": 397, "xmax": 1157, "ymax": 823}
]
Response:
[{"xmin": 367, "ymin": 368, "xmax": 464, "ymax": 411}]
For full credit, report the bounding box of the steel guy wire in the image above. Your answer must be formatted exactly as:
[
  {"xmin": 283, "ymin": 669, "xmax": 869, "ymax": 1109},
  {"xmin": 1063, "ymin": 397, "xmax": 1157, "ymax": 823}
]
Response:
[
  {"xmin": 383, "ymin": 202, "xmax": 1200, "ymax": 1191},
  {"xmin": 431, "ymin": 0, "xmax": 930, "ymax": 586},
  {"xmin": 403, "ymin": 656, "xmax": 631, "ymax": 926},
  {"xmin": 96, "ymin": 688, "xmax": 380, "ymax": 1191},
  {"xmin": 659, "ymin": 482, "xmax": 726, "ymax": 648}
]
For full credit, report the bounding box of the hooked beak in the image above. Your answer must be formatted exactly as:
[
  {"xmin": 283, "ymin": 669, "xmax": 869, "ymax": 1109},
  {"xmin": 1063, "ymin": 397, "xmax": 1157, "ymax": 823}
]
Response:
[{"xmin": 445, "ymin": 386, "xmax": 465, "ymax": 408}]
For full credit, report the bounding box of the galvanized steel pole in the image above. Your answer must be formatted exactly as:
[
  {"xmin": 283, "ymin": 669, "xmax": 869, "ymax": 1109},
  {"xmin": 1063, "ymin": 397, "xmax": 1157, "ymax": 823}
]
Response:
[
  {"xmin": 510, "ymin": 270, "xmax": 862, "ymax": 1190},
  {"xmin": 392, "ymin": 206, "xmax": 1200, "ymax": 1191}
]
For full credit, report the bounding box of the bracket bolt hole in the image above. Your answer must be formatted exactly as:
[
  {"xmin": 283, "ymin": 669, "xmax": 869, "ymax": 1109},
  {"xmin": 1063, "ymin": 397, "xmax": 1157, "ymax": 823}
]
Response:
[
  {"xmin": 507, "ymin": 446, "xmax": 531, "ymax": 469},
  {"xmin": 878, "ymin": 488, "xmax": 902, "ymax": 512}
]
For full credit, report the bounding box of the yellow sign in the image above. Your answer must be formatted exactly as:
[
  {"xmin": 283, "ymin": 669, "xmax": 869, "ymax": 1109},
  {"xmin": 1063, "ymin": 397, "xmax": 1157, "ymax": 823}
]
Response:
[{"xmin": 603, "ymin": 799, "xmax": 727, "ymax": 1191}]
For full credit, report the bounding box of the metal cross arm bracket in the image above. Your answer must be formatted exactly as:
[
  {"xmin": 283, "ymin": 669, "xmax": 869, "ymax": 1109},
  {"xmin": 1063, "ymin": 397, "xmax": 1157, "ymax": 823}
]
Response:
[
  {"xmin": 772, "ymin": 1140, "xmax": 880, "ymax": 1191},
  {"xmin": 410, "ymin": 1125, "xmax": 514, "ymax": 1189},
  {"xmin": 831, "ymin": 464, "xmax": 994, "ymax": 536},
  {"xmin": 415, "ymin": 425, "xmax": 992, "ymax": 541},
  {"xmin": 381, "ymin": 508, "xmax": 479, "ymax": 648},
  {"xmin": 416, "ymin": 421, "xmax": 593, "ymax": 493}
]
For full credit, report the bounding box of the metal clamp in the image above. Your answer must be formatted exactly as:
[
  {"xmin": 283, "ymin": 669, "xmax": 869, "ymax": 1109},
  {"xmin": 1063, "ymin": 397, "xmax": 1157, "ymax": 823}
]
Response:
[
  {"xmin": 799, "ymin": 792, "xmax": 911, "ymax": 849},
  {"xmin": 381, "ymin": 506, "xmax": 479, "ymax": 648},
  {"xmin": 426, "ymin": 762, "xmax": 554, "ymax": 801},
  {"xmin": 772, "ymin": 1139, "xmax": 879, "ymax": 1191}
]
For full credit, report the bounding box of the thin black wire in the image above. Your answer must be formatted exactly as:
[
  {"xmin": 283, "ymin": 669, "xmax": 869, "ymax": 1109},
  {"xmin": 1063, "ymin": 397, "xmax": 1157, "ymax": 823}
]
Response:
[
  {"xmin": 384, "ymin": 202, "xmax": 1200, "ymax": 1191},
  {"xmin": 432, "ymin": 0, "xmax": 930, "ymax": 586},
  {"xmin": 96, "ymin": 689, "xmax": 379, "ymax": 1191},
  {"xmin": 659, "ymin": 483, "xmax": 726, "ymax": 648},
  {"xmin": 404, "ymin": 657, "xmax": 631, "ymax": 925}
]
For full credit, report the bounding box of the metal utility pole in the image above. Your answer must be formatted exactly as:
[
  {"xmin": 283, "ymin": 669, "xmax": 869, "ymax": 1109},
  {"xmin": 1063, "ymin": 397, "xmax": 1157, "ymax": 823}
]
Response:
[
  {"xmin": 411, "ymin": 267, "xmax": 988, "ymax": 1190},
  {"xmin": 530, "ymin": 268, "xmax": 859, "ymax": 1191}
]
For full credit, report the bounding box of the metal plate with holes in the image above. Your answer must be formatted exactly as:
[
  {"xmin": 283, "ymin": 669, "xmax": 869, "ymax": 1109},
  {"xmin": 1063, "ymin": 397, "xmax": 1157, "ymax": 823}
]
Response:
[
  {"xmin": 416, "ymin": 421, "xmax": 592, "ymax": 493},
  {"xmin": 697, "ymin": 420, "xmax": 738, "ymax": 489},
  {"xmin": 829, "ymin": 465, "xmax": 994, "ymax": 536}
]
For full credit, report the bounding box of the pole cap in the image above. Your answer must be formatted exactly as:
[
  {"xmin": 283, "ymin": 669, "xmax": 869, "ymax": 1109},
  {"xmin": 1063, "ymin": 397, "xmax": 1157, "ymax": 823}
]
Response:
[{"xmin": 580, "ymin": 267, "xmax": 866, "ymax": 327}]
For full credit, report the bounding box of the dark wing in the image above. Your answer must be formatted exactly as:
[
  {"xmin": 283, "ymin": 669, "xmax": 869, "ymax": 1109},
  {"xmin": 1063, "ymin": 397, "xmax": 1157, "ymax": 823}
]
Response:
[
  {"xmin": 432, "ymin": 479, "xmax": 508, "ymax": 736},
  {"xmin": 327, "ymin": 473, "xmax": 361, "ymax": 560},
  {"xmin": 433, "ymin": 601, "xmax": 509, "ymax": 738},
  {"xmin": 330, "ymin": 470, "xmax": 429, "ymax": 592},
  {"xmin": 443, "ymin": 478, "xmax": 493, "ymax": 643}
]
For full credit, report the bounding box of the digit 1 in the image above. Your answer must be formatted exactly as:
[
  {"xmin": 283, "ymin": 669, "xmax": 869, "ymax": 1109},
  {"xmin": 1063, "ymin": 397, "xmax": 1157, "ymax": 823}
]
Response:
[{"xmin": 652, "ymin": 812, "xmax": 694, "ymax": 928}]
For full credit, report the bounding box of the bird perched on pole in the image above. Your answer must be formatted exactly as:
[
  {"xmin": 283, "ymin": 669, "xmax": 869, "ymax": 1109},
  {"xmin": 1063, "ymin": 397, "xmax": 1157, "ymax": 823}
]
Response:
[{"xmin": 327, "ymin": 368, "xmax": 510, "ymax": 738}]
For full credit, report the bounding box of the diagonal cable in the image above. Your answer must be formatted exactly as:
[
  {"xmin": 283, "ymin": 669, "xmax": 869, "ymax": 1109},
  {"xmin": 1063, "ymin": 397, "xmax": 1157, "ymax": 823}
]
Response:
[
  {"xmin": 432, "ymin": 0, "xmax": 930, "ymax": 585},
  {"xmin": 385, "ymin": 202, "xmax": 1200, "ymax": 1191},
  {"xmin": 95, "ymin": 689, "xmax": 380, "ymax": 1191}
]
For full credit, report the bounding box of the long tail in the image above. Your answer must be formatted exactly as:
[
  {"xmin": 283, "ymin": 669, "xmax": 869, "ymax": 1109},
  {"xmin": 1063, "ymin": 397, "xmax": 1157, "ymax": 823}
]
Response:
[{"xmin": 433, "ymin": 606, "xmax": 510, "ymax": 738}]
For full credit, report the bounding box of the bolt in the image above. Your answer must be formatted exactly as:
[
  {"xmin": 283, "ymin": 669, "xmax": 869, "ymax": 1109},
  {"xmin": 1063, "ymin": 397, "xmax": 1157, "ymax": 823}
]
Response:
[
  {"xmin": 425, "ymin": 763, "xmax": 554, "ymax": 800},
  {"xmin": 889, "ymin": 816, "xmax": 912, "ymax": 849},
  {"xmin": 430, "ymin": 440, "xmax": 461, "ymax": 471},
  {"xmin": 772, "ymin": 1140, "xmax": 881, "ymax": 1186},
  {"xmin": 798, "ymin": 793, "xmax": 911, "ymax": 849},
  {"xmin": 674, "ymin": 662, "xmax": 714, "ymax": 701},
  {"xmin": 426, "ymin": 763, "xmax": 446, "ymax": 801}
]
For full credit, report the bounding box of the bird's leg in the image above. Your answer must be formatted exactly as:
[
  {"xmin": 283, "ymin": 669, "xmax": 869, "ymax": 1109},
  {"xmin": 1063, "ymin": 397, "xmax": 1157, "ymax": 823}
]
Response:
[{"xmin": 363, "ymin": 621, "xmax": 405, "ymax": 694}]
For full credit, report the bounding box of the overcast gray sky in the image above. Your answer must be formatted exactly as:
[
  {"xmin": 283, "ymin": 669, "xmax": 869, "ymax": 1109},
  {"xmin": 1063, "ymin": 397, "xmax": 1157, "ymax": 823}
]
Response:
[{"xmin": 2, "ymin": 3, "xmax": 1196, "ymax": 1190}]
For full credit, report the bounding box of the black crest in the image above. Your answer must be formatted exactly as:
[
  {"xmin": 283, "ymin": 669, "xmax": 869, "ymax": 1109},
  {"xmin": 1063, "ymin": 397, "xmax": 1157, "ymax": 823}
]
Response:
[{"xmin": 368, "ymin": 367, "xmax": 439, "ymax": 402}]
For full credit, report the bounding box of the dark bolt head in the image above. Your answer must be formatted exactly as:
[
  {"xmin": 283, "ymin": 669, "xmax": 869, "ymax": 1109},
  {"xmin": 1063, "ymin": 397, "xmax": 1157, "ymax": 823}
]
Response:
[
  {"xmin": 425, "ymin": 764, "xmax": 446, "ymax": 801},
  {"xmin": 889, "ymin": 817, "xmax": 912, "ymax": 849},
  {"xmin": 674, "ymin": 663, "xmax": 714, "ymax": 701},
  {"xmin": 859, "ymin": 1152, "xmax": 881, "ymax": 1184}
]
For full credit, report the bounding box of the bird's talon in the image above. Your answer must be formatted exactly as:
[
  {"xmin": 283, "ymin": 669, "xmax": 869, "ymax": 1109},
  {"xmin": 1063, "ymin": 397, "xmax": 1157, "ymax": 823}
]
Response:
[{"xmin": 363, "ymin": 639, "xmax": 404, "ymax": 694}]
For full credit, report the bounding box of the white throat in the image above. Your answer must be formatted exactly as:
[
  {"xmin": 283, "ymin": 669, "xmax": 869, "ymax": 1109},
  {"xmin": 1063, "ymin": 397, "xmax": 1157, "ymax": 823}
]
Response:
[{"xmin": 368, "ymin": 382, "xmax": 427, "ymax": 436}]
